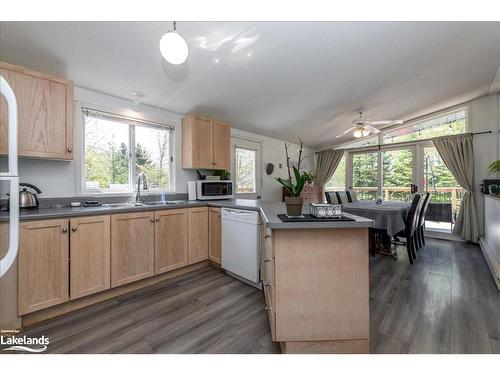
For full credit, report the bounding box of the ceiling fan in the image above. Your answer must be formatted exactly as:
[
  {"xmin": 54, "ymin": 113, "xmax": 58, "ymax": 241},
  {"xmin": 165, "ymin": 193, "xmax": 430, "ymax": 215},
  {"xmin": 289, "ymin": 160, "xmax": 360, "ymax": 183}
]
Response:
[{"xmin": 337, "ymin": 111, "xmax": 404, "ymax": 139}]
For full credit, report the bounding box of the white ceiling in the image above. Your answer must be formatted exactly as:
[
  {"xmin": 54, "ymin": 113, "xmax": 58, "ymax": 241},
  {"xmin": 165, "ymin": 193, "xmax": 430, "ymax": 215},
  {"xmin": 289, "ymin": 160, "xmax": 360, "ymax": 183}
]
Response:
[{"xmin": 1, "ymin": 21, "xmax": 499, "ymax": 149}]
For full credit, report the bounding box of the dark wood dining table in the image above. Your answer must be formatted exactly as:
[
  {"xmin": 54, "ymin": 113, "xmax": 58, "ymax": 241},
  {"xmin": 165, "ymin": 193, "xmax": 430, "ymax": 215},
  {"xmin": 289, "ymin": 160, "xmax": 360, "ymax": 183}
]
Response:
[{"xmin": 342, "ymin": 200, "xmax": 411, "ymax": 257}]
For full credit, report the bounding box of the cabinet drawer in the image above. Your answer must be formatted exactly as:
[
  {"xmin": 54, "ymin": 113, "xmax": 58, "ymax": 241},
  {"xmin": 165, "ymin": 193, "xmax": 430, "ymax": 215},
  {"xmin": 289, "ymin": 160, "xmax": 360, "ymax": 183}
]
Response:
[
  {"xmin": 264, "ymin": 279, "xmax": 275, "ymax": 311},
  {"xmin": 264, "ymin": 283, "xmax": 276, "ymax": 340},
  {"xmin": 262, "ymin": 227, "xmax": 273, "ymax": 254},
  {"xmin": 262, "ymin": 251, "xmax": 274, "ymax": 285}
]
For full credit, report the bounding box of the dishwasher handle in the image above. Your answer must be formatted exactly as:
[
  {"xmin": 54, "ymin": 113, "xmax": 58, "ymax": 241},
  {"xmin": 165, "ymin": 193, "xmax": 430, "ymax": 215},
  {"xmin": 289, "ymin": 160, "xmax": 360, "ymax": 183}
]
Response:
[{"xmin": 222, "ymin": 208, "xmax": 260, "ymax": 224}]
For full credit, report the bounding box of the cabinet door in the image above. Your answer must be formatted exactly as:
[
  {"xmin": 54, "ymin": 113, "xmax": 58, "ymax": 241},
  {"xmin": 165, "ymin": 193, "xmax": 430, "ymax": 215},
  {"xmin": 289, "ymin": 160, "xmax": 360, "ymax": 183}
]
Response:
[
  {"xmin": 111, "ymin": 212, "xmax": 155, "ymax": 287},
  {"xmin": 209, "ymin": 207, "xmax": 222, "ymax": 264},
  {"xmin": 192, "ymin": 115, "xmax": 214, "ymax": 169},
  {"xmin": 0, "ymin": 63, "xmax": 73, "ymax": 160},
  {"xmin": 18, "ymin": 219, "xmax": 69, "ymax": 315},
  {"xmin": 188, "ymin": 207, "xmax": 209, "ymax": 264},
  {"xmin": 155, "ymin": 209, "xmax": 188, "ymax": 274},
  {"xmin": 70, "ymin": 215, "xmax": 111, "ymax": 300},
  {"xmin": 213, "ymin": 120, "xmax": 231, "ymax": 170}
]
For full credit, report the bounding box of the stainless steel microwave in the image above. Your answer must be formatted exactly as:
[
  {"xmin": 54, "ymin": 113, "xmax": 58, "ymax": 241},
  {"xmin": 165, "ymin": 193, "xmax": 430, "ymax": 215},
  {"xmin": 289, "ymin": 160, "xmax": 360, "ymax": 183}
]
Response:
[{"xmin": 193, "ymin": 180, "xmax": 233, "ymax": 200}]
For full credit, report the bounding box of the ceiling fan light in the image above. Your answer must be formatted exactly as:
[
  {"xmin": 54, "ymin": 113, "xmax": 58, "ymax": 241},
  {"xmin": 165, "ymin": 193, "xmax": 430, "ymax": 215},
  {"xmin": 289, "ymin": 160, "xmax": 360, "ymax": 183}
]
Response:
[
  {"xmin": 361, "ymin": 129, "xmax": 370, "ymax": 137},
  {"xmin": 159, "ymin": 31, "xmax": 188, "ymax": 65},
  {"xmin": 353, "ymin": 128, "xmax": 363, "ymax": 138}
]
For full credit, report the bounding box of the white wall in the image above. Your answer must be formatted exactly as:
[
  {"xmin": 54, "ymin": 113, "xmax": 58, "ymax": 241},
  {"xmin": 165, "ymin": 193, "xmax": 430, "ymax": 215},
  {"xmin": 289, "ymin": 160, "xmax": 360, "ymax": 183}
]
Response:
[
  {"xmin": 0, "ymin": 87, "xmax": 314, "ymax": 201},
  {"xmin": 469, "ymin": 93, "xmax": 500, "ymax": 235}
]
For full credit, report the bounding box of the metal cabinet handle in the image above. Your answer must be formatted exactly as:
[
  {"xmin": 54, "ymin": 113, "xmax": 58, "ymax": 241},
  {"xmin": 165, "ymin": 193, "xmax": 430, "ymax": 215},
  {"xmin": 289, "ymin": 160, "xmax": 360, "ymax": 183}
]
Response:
[
  {"xmin": 264, "ymin": 282, "xmax": 270, "ymax": 287},
  {"xmin": 62, "ymin": 228, "xmax": 68, "ymax": 233},
  {"xmin": 264, "ymin": 306, "xmax": 271, "ymax": 311},
  {"xmin": 150, "ymin": 218, "xmax": 155, "ymax": 223},
  {"xmin": 264, "ymin": 258, "xmax": 272, "ymax": 262},
  {"xmin": 155, "ymin": 218, "xmax": 160, "ymax": 222},
  {"xmin": 264, "ymin": 234, "xmax": 271, "ymax": 239},
  {"xmin": 71, "ymin": 227, "xmax": 77, "ymax": 232},
  {"xmin": 67, "ymin": 147, "xmax": 72, "ymax": 153}
]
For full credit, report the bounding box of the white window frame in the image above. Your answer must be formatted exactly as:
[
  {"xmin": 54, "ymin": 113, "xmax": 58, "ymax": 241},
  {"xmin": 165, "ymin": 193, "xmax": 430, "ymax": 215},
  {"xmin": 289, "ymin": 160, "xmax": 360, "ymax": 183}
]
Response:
[
  {"xmin": 78, "ymin": 103, "xmax": 176, "ymax": 196},
  {"xmin": 230, "ymin": 136, "xmax": 263, "ymax": 199},
  {"xmin": 341, "ymin": 106, "xmax": 469, "ymax": 194}
]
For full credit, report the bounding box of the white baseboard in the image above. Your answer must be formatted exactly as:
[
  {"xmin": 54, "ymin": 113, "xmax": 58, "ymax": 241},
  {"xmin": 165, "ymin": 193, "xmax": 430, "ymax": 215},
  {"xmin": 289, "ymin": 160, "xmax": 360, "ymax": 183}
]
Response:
[{"xmin": 479, "ymin": 236, "xmax": 500, "ymax": 290}]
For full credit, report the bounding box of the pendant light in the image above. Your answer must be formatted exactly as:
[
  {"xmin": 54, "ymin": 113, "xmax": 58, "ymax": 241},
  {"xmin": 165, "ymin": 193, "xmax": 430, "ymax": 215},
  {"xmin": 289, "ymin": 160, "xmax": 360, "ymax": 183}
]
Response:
[{"xmin": 159, "ymin": 21, "xmax": 189, "ymax": 65}]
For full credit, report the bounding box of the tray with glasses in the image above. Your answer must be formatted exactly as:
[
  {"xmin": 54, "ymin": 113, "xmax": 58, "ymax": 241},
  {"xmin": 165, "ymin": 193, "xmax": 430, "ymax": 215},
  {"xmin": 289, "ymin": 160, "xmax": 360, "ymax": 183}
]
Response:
[{"xmin": 310, "ymin": 203, "xmax": 343, "ymax": 218}]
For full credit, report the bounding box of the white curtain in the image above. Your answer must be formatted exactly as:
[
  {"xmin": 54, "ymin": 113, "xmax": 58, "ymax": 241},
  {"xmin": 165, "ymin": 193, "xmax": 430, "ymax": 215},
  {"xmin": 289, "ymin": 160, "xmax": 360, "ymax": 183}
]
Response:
[{"xmin": 433, "ymin": 133, "xmax": 479, "ymax": 242}]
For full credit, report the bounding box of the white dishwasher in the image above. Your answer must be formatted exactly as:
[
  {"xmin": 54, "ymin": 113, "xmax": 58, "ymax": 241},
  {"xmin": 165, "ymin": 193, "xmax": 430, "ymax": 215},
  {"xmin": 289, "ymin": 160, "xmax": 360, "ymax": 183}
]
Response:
[{"xmin": 221, "ymin": 207, "xmax": 261, "ymax": 288}]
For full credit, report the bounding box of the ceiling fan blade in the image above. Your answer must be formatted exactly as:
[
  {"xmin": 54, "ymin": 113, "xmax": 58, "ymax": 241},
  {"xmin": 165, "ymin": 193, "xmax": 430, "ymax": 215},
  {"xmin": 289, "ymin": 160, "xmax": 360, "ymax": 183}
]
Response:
[
  {"xmin": 364, "ymin": 125, "xmax": 381, "ymax": 134},
  {"xmin": 336, "ymin": 126, "xmax": 356, "ymax": 138},
  {"xmin": 367, "ymin": 120, "xmax": 404, "ymax": 126}
]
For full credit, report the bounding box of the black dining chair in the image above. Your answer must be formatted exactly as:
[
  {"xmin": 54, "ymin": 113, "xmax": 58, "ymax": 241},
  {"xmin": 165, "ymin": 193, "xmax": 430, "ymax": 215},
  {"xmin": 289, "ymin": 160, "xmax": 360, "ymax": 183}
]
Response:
[
  {"xmin": 335, "ymin": 191, "xmax": 350, "ymax": 204},
  {"xmin": 346, "ymin": 190, "xmax": 358, "ymax": 202},
  {"xmin": 325, "ymin": 191, "xmax": 340, "ymax": 204},
  {"xmin": 394, "ymin": 193, "xmax": 422, "ymax": 264},
  {"xmin": 416, "ymin": 192, "xmax": 431, "ymax": 250}
]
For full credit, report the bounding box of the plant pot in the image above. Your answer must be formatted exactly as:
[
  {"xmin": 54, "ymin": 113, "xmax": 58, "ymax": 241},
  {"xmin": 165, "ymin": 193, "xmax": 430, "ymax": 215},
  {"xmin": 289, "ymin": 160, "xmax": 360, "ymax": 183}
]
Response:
[{"xmin": 285, "ymin": 196, "xmax": 304, "ymax": 217}]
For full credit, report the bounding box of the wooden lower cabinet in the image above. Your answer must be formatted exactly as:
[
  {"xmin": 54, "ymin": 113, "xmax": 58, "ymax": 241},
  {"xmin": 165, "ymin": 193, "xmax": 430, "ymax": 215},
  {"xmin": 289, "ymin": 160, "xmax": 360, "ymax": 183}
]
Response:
[
  {"xmin": 188, "ymin": 207, "xmax": 209, "ymax": 264},
  {"xmin": 18, "ymin": 219, "xmax": 69, "ymax": 315},
  {"xmin": 111, "ymin": 211, "xmax": 155, "ymax": 287},
  {"xmin": 262, "ymin": 226, "xmax": 370, "ymax": 353},
  {"xmin": 155, "ymin": 209, "xmax": 189, "ymax": 274},
  {"xmin": 70, "ymin": 215, "xmax": 111, "ymax": 300},
  {"xmin": 208, "ymin": 207, "xmax": 221, "ymax": 264}
]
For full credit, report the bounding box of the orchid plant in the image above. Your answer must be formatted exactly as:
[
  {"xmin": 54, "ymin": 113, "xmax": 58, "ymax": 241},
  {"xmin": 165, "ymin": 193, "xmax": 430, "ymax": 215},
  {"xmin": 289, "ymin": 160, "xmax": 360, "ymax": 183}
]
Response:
[{"xmin": 275, "ymin": 139, "xmax": 307, "ymax": 198}]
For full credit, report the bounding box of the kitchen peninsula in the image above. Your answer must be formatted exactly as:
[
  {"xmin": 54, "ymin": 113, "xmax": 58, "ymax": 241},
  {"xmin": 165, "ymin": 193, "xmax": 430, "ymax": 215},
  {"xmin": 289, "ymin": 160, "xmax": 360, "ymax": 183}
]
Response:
[
  {"xmin": 259, "ymin": 202, "xmax": 373, "ymax": 353},
  {"xmin": 0, "ymin": 199, "xmax": 373, "ymax": 354}
]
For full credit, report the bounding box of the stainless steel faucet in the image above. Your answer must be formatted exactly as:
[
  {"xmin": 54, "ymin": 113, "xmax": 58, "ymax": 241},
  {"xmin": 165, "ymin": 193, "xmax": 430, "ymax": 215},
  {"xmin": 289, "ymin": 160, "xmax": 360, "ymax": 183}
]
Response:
[{"xmin": 136, "ymin": 171, "xmax": 148, "ymax": 204}]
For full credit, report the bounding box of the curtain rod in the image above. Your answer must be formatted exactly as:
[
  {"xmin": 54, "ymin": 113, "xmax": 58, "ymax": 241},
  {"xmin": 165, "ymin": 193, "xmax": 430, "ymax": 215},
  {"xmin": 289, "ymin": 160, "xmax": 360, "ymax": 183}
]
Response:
[
  {"xmin": 316, "ymin": 130, "xmax": 499, "ymax": 154},
  {"xmin": 82, "ymin": 107, "xmax": 175, "ymax": 131}
]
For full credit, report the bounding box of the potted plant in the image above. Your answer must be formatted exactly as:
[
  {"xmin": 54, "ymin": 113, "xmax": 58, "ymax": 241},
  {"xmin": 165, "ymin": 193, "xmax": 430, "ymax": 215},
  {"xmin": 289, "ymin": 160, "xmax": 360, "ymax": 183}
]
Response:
[
  {"xmin": 488, "ymin": 159, "xmax": 500, "ymax": 174},
  {"xmin": 303, "ymin": 170, "xmax": 315, "ymax": 185},
  {"xmin": 276, "ymin": 139, "xmax": 307, "ymax": 216},
  {"xmin": 214, "ymin": 169, "xmax": 231, "ymax": 180},
  {"xmin": 488, "ymin": 160, "xmax": 500, "ymax": 196}
]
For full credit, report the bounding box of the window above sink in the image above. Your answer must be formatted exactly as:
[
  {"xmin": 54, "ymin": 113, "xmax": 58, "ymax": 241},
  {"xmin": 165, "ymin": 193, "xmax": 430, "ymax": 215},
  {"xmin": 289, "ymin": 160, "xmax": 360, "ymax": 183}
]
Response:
[{"xmin": 81, "ymin": 107, "xmax": 176, "ymax": 195}]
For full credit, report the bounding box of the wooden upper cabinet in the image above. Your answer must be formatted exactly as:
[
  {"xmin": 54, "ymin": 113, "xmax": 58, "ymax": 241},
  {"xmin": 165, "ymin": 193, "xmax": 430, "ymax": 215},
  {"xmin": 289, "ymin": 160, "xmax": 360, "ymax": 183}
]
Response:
[
  {"xmin": 181, "ymin": 113, "xmax": 231, "ymax": 170},
  {"xmin": 188, "ymin": 207, "xmax": 209, "ymax": 264},
  {"xmin": 154, "ymin": 209, "xmax": 189, "ymax": 274},
  {"xmin": 213, "ymin": 120, "xmax": 230, "ymax": 170},
  {"xmin": 209, "ymin": 207, "xmax": 222, "ymax": 265},
  {"xmin": 0, "ymin": 61, "xmax": 74, "ymax": 160},
  {"xmin": 111, "ymin": 211, "xmax": 155, "ymax": 287},
  {"xmin": 70, "ymin": 215, "xmax": 111, "ymax": 300},
  {"xmin": 18, "ymin": 219, "xmax": 70, "ymax": 315}
]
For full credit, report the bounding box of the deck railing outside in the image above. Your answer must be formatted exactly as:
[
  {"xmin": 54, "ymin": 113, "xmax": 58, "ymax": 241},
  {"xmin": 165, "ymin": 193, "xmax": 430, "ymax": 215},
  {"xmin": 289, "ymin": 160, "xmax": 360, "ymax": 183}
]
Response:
[{"xmin": 326, "ymin": 186, "xmax": 464, "ymax": 223}]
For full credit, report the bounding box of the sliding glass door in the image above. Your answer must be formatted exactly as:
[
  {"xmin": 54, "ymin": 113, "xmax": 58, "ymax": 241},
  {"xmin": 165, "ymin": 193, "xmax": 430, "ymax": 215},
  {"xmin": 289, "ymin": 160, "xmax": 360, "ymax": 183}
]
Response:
[
  {"xmin": 347, "ymin": 144, "xmax": 463, "ymax": 235},
  {"xmin": 351, "ymin": 152, "xmax": 379, "ymax": 200},
  {"xmin": 382, "ymin": 148, "xmax": 414, "ymax": 202},
  {"xmin": 423, "ymin": 146, "xmax": 465, "ymax": 233}
]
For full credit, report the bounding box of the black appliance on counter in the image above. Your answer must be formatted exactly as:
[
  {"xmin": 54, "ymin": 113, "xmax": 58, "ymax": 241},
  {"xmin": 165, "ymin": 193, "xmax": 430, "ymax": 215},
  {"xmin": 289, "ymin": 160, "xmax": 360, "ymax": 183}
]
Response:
[{"xmin": 481, "ymin": 179, "xmax": 500, "ymax": 194}]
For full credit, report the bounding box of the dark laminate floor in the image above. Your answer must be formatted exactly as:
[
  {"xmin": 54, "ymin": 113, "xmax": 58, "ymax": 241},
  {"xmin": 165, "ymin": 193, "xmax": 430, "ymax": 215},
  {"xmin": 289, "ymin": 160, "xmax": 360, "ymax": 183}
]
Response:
[{"xmin": 13, "ymin": 238, "xmax": 500, "ymax": 354}]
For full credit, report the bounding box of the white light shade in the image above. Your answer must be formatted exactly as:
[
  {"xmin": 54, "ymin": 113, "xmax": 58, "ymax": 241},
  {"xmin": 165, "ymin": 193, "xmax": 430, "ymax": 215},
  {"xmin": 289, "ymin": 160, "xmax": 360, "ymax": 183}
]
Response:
[
  {"xmin": 353, "ymin": 128, "xmax": 363, "ymax": 138},
  {"xmin": 159, "ymin": 32, "xmax": 188, "ymax": 65}
]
